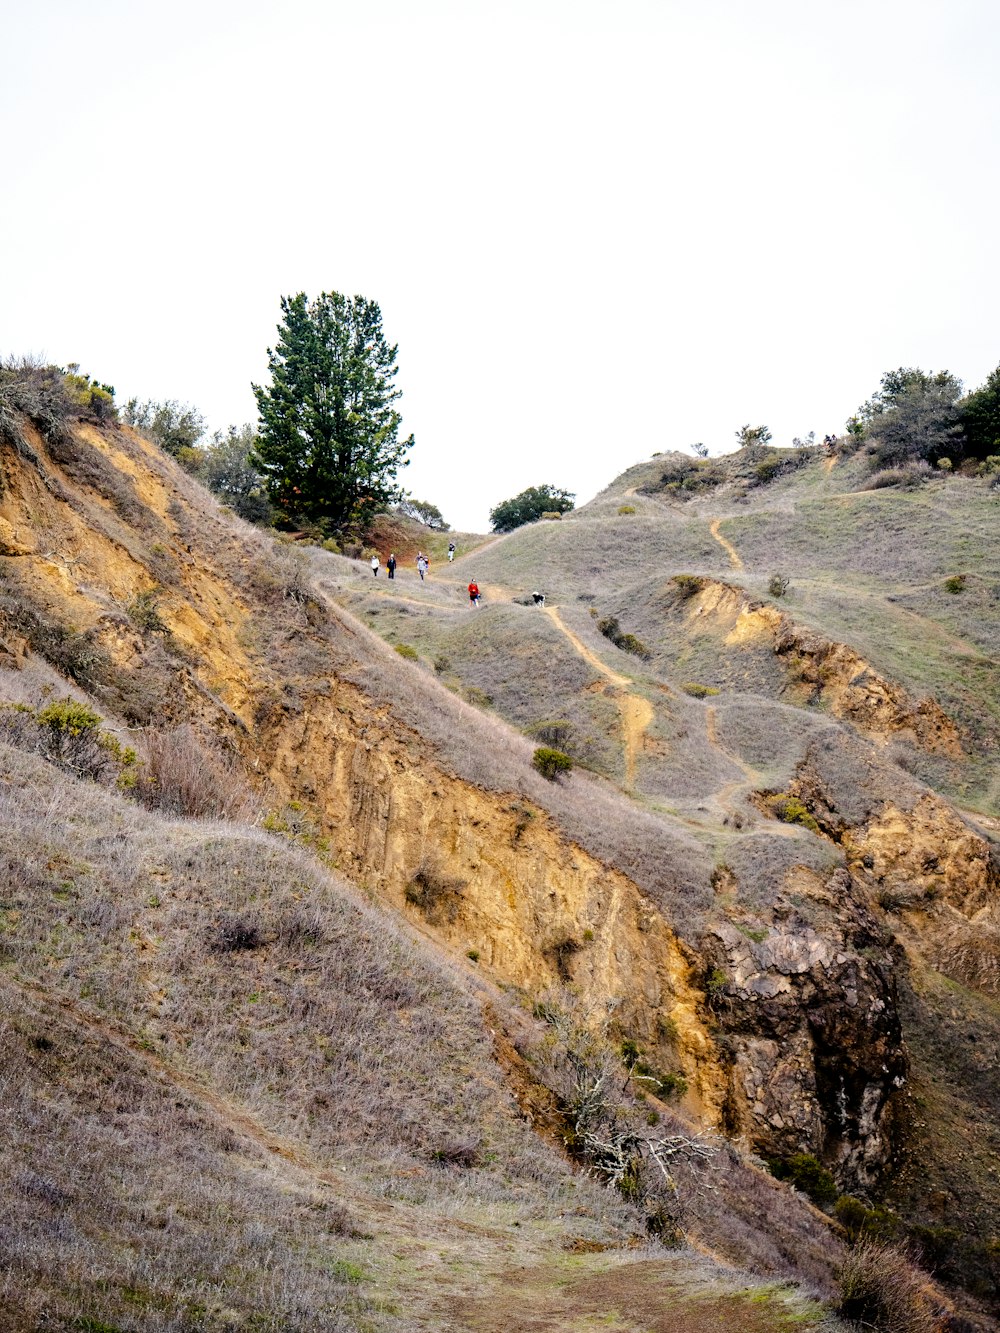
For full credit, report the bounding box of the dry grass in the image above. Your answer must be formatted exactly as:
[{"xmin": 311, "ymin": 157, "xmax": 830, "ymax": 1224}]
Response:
[{"xmin": 0, "ymin": 743, "xmax": 650, "ymax": 1325}]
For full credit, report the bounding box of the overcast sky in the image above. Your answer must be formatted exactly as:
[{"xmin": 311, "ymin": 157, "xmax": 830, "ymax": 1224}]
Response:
[{"xmin": 3, "ymin": 0, "xmax": 999, "ymax": 532}]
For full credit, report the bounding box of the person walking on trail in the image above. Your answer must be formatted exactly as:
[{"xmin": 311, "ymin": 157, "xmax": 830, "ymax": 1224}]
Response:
[
  {"xmin": 387, "ymin": 552, "xmax": 396, "ymax": 580},
  {"xmin": 417, "ymin": 553, "xmax": 428, "ymax": 582},
  {"xmin": 448, "ymin": 541, "xmax": 456, "ymax": 562},
  {"xmin": 532, "ymin": 590, "xmax": 545, "ymax": 607},
  {"xmin": 370, "ymin": 554, "xmax": 380, "ymax": 578},
  {"xmin": 468, "ymin": 579, "xmax": 481, "ymax": 607}
]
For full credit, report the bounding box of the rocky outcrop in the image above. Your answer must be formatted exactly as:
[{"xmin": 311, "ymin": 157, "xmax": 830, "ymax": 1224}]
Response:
[{"xmin": 705, "ymin": 874, "xmax": 906, "ymax": 1187}]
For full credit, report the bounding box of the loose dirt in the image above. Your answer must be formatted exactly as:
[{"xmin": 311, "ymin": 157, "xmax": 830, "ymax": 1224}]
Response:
[
  {"xmin": 544, "ymin": 606, "xmax": 652, "ymax": 788},
  {"xmin": 708, "ymin": 519, "xmax": 743, "ymax": 572}
]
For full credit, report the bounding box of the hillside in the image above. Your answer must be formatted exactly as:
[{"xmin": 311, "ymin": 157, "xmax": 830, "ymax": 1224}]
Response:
[{"xmin": 0, "ymin": 385, "xmax": 997, "ymax": 1329}]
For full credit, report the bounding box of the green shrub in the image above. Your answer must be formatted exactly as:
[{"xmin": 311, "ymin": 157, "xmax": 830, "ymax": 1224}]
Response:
[
  {"xmin": 768, "ymin": 572, "xmax": 790, "ymax": 598},
  {"xmin": 767, "ymin": 1153, "xmax": 838, "ymax": 1204},
  {"xmin": 944, "ymin": 574, "xmax": 966, "ymax": 594},
  {"xmin": 680, "ymin": 682, "xmax": 719, "ymax": 698},
  {"xmin": 765, "ymin": 792, "xmax": 821, "ymax": 834},
  {"xmin": 394, "ymin": 642, "xmax": 419, "ymax": 660},
  {"xmin": 34, "ymin": 699, "xmax": 137, "ymax": 787},
  {"xmin": 532, "ymin": 747, "xmax": 573, "ymax": 781},
  {"xmin": 620, "ymin": 1039, "xmax": 687, "ymax": 1099},
  {"xmin": 834, "ymin": 1195, "xmax": 901, "ymax": 1243},
  {"xmin": 617, "ymin": 504, "xmax": 636, "ymax": 514},
  {"xmin": 671, "ymin": 574, "xmax": 703, "ymax": 599},
  {"xmin": 596, "ymin": 615, "xmax": 651, "ymax": 659}
]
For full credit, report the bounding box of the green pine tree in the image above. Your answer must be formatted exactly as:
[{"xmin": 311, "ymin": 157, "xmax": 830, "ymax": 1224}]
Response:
[{"xmin": 252, "ymin": 292, "xmax": 413, "ymax": 531}]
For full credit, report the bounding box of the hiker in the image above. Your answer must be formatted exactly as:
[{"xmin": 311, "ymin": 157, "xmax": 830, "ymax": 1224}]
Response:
[
  {"xmin": 370, "ymin": 554, "xmax": 380, "ymax": 578},
  {"xmin": 468, "ymin": 579, "xmax": 481, "ymax": 607},
  {"xmin": 532, "ymin": 591, "xmax": 545, "ymax": 607},
  {"xmin": 417, "ymin": 553, "xmax": 428, "ymax": 582},
  {"xmin": 387, "ymin": 552, "xmax": 396, "ymax": 580},
  {"xmin": 448, "ymin": 541, "xmax": 456, "ymax": 562}
]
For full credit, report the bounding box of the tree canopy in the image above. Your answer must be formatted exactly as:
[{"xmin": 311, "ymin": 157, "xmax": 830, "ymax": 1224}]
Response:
[
  {"xmin": 856, "ymin": 367, "xmax": 964, "ymax": 468},
  {"xmin": 961, "ymin": 364, "xmax": 1000, "ymax": 460},
  {"xmin": 489, "ymin": 485, "xmax": 575, "ymax": 533},
  {"xmin": 252, "ymin": 292, "xmax": 413, "ymax": 531},
  {"xmin": 397, "ymin": 497, "xmax": 449, "ymax": 530}
]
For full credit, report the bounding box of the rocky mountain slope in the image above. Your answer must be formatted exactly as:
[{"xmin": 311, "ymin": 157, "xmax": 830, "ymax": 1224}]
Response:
[{"xmin": 0, "ymin": 392, "xmax": 996, "ymax": 1329}]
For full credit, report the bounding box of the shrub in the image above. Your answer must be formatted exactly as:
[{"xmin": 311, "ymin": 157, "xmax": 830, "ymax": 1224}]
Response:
[
  {"xmin": 836, "ymin": 1241, "xmax": 936, "ymax": 1333},
  {"xmin": 768, "ymin": 573, "xmax": 790, "ymax": 598},
  {"xmin": 123, "ymin": 397, "xmax": 205, "ymax": 456},
  {"xmin": 944, "ymin": 574, "xmax": 966, "ymax": 594},
  {"xmin": 861, "ymin": 463, "xmax": 930, "ymax": 490},
  {"xmin": 670, "ymin": 574, "xmax": 703, "ymax": 599},
  {"xmin": 210, "ymin": 914, "xmax": 262, "ymax": 953},
  {"xmin": 765, "ymin": 792, "xmax": 821, "ymax": 834},
  {"xmin": 35, "ymin": 699, "xmax": 137, "ymax": 787},
  {"xmin": 834, "ymin": 1195, "xmax": 901, "ymax": 1243},
  {"xmin": 526, "ymin": 719, "xmax": 575, "ymax": 749},
  {"xmin": 767, "ymin": 1153, "xmax": 838, "ymax": 1205},
  {"xmin": 532, "ymin": 747, "xmax": 573, "ymax": 781},
  {"xmin": 404, "ymin": 862, "xmax": 466, "ymax": 924},
  {"xmin": 127, "ymin": 588, "xmax": 169, "ymax": 634},
  {"xmin": 617, "ymin": 504, "xmax": 636, "ymax": 515},
  {"xmin": 63, "ymin": 368, "xmax": 117, "ymax": 423},
  {"xmin": 596, "ymin": 615, "xmax": 651, "ymax": 660},
  {"xmin": 394, "ymin": 642, "xmax": 419, "ymax": 660},
  {"xmin": 620, "ymin": 1040, "xmax": 687, "ymax": 1100},
  {"xmin": 546, "ymin": 935, "xmax": 581, "ymax": 981},
  {"xmin": 136, "ymin": 725, "xmax": 258, "ymax": 820},
  {"xmin": 680, "ymin": 682, "xmax": 719, "ymax": 698}
]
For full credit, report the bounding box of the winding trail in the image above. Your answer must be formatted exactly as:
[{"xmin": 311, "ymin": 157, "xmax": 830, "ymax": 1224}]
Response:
[
  {"xmin": 708, "ymin": 518, "xmax": 743, "ymax": 572},
  {"xmin": 544, "ymin": 605, "xmax": 653, "ymax": 789}
]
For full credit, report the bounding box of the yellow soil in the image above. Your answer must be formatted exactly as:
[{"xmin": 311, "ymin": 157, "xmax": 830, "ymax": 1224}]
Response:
[
  {"xmin": 823, "ymin": 453, "xmax": 838, "ymax": 473},
  {"xmin": 708, "ymin": 518, "xmax": 743, "ymax": 572}
]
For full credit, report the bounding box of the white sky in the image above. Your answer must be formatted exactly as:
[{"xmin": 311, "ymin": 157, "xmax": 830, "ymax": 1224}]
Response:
[{"xmin": 3, "ymin": 0, "xmax": 999, "ymax": 532}]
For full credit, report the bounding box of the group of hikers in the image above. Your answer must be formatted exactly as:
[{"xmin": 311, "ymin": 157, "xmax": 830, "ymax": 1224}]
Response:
[
  {"xmin": 369, "ymin": 542, "xmax": 456, "ymax": 582},
  {"xmin": 366, "ymin": 542, "xmax": 482, "ymax": 605},
  {"xmin": 365, "ymin": 544, "xmax": 542, "ymax": 612}
]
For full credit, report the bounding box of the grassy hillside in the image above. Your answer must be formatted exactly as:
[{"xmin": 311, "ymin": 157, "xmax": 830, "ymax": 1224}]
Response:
[{"xmin": 1, "ymin": 381, "xmax": 995, "ymax": 1328}]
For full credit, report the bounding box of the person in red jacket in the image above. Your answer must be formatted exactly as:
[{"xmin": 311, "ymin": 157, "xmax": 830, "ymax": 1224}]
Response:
[{"xmin": 467, "ymin": 580, "xmax": 481, "ymax": 607}]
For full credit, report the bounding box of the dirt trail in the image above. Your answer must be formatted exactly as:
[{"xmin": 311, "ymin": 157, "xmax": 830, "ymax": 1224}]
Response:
[
  {"xmin": 544, "ymin": 606, "xmax": 653, "ymax": 788},
  {"xmin": 708, "ymin": 518, "xmax": 743, "ymax": 572}
]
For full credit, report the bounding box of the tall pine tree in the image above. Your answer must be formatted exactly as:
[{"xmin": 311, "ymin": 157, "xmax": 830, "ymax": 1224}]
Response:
[{"xmin": 252, "ymin": 292, "xmax": 413, "ymax": 530}]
